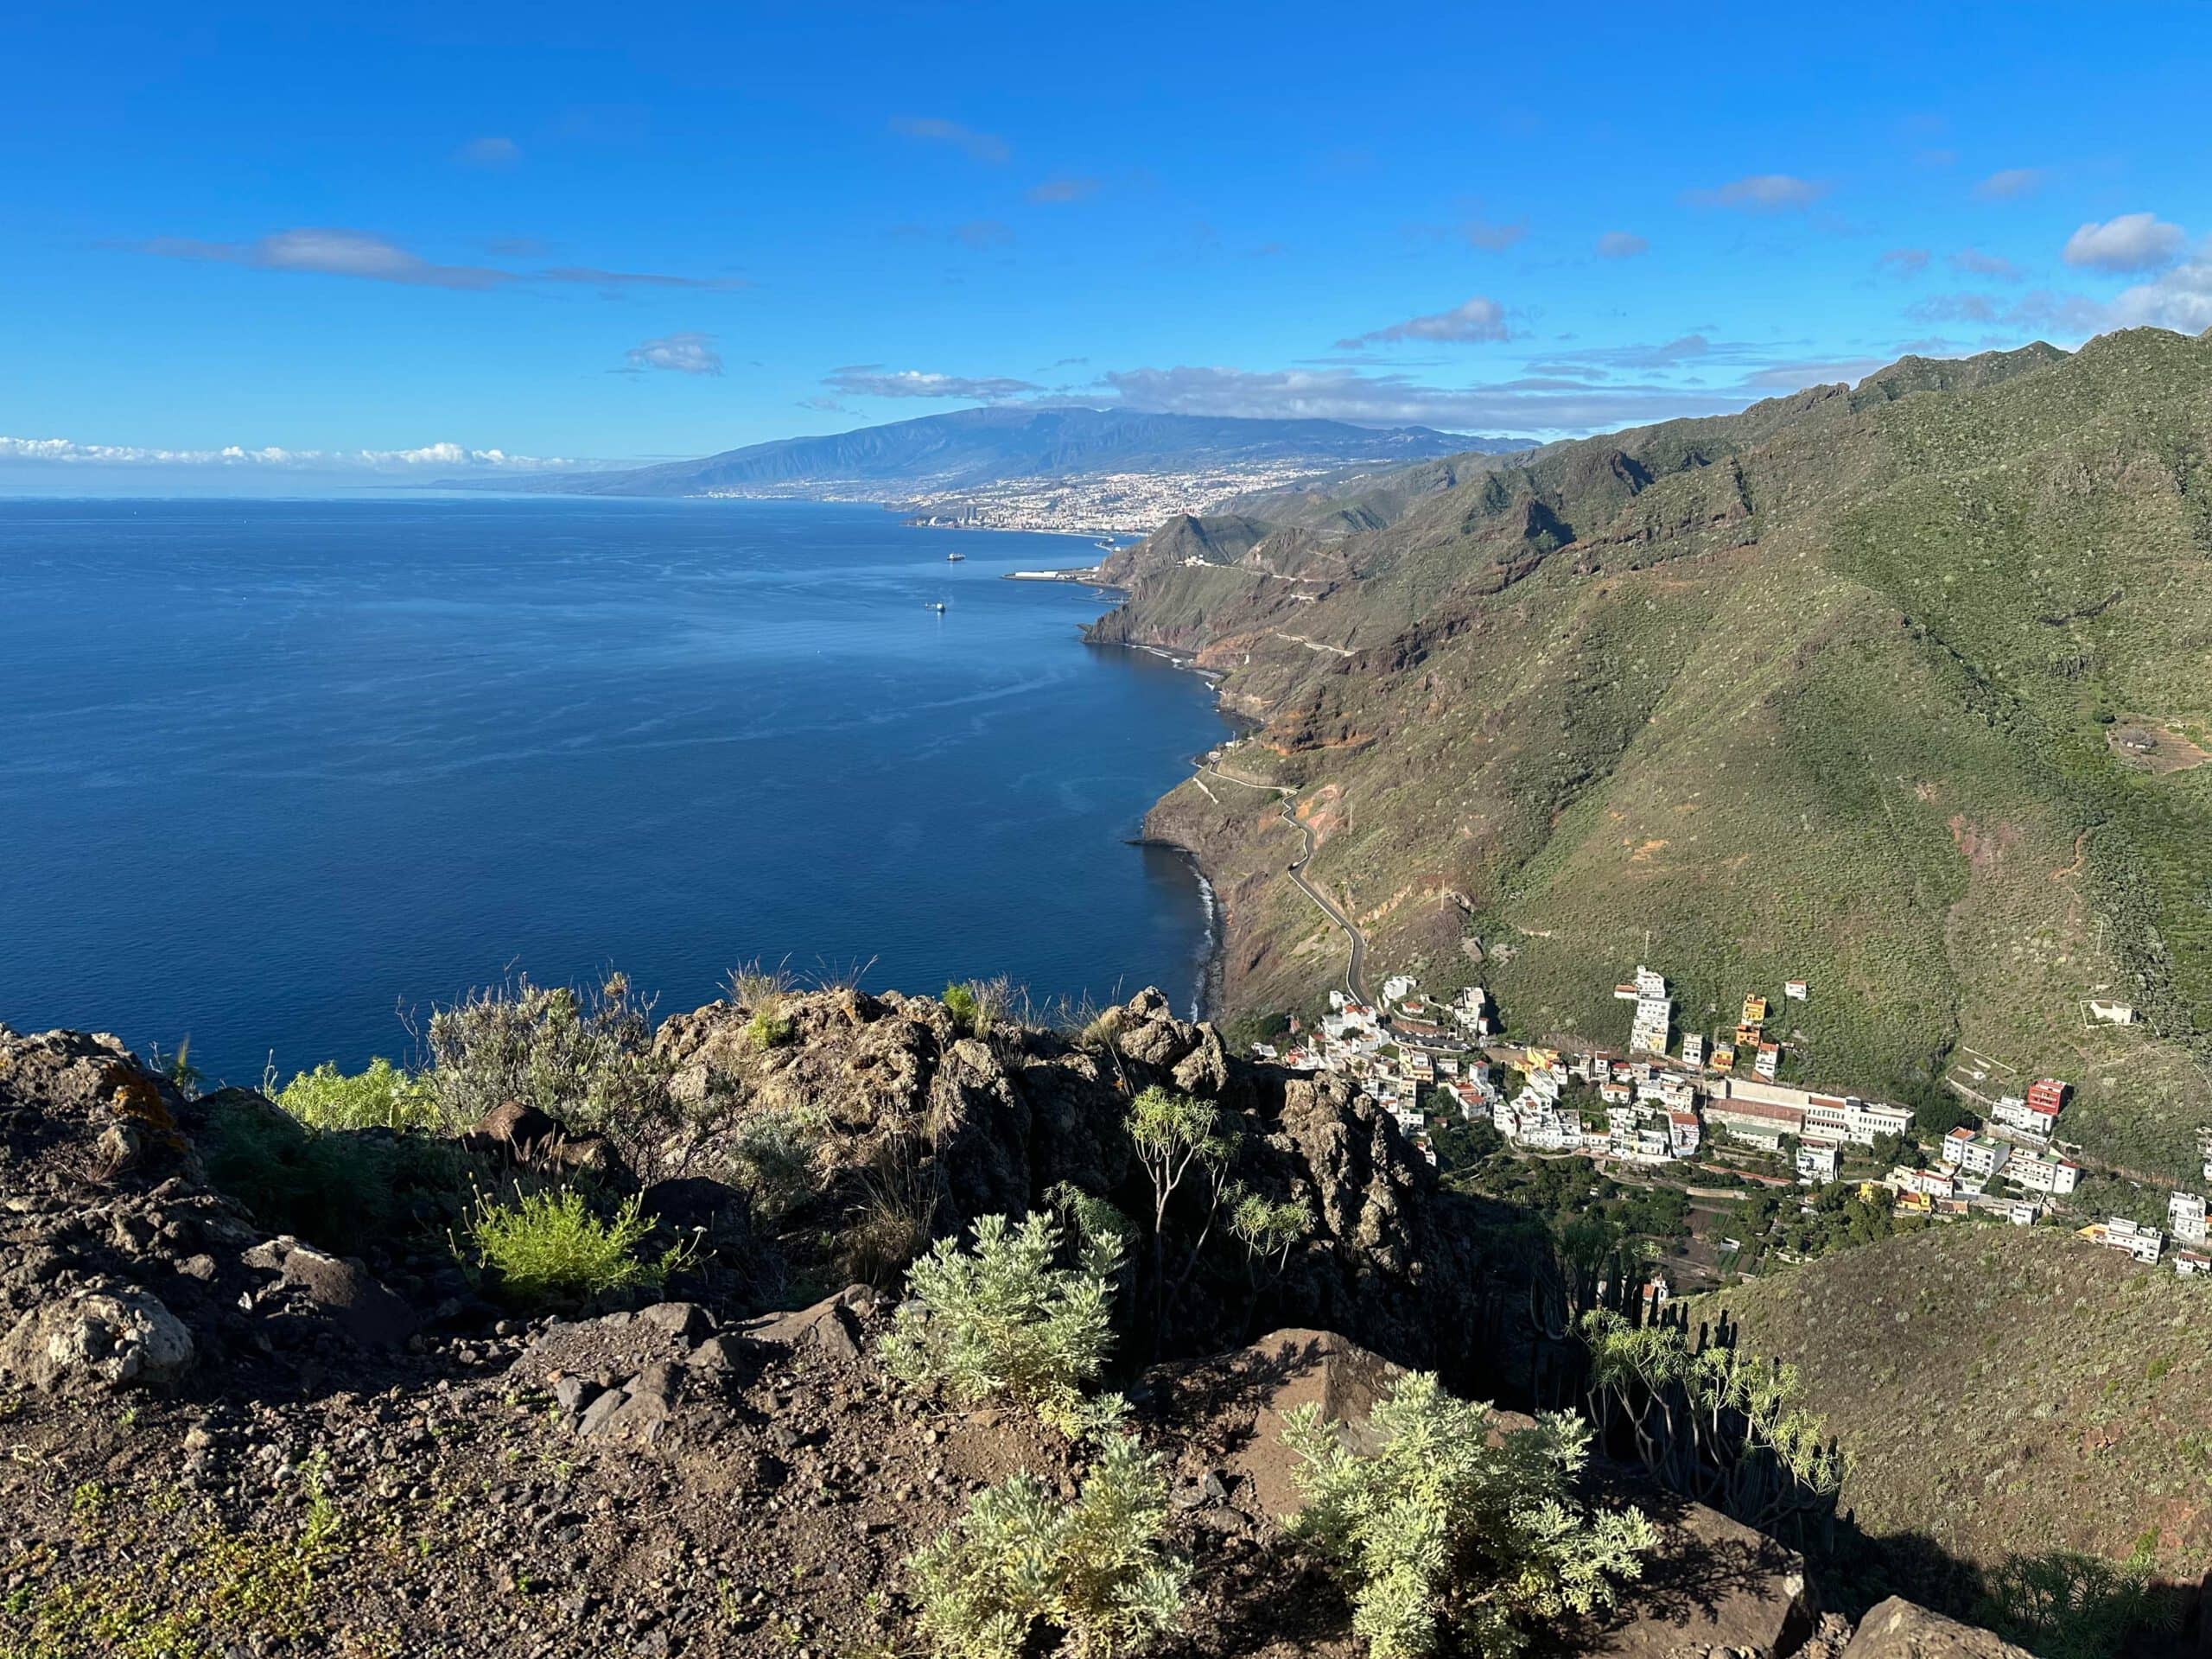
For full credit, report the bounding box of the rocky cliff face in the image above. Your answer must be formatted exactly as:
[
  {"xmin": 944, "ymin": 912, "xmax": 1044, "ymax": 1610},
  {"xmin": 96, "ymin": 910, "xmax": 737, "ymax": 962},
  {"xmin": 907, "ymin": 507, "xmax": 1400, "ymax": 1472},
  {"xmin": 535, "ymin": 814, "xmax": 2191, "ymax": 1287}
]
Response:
[{"xmin": 652, "ymin": 984, "xmax": 1500, "ymax": 1375}]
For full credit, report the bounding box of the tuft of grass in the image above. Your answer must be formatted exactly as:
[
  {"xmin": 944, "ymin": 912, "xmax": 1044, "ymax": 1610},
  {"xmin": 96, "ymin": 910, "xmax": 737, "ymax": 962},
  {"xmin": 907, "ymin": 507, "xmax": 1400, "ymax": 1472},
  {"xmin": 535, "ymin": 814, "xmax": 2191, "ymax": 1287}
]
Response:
[{"xmin": 464, "ymin": 1185, "xmax": 671, "ymax": 1307}]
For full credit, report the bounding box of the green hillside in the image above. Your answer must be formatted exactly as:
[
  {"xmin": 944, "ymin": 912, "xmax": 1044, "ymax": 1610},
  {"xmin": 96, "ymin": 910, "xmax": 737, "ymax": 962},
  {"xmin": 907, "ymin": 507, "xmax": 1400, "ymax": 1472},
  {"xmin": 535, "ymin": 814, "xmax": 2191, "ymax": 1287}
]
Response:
[
  {"xmin": 1706, "ymin": 1224, "xmax": 2212, "ymax": 1579},
  {"xmin": 1101, "ymin": 328, "xmax": 2212, "ymax": 1183}
]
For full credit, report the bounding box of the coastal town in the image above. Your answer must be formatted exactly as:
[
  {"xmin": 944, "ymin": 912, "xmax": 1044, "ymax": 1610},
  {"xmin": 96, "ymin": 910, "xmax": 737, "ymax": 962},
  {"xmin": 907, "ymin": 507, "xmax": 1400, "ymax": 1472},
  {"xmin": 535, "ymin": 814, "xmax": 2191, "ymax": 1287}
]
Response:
[
  {"xmin": 1250, "ymin": 963, "xmax": 2212, "ymax": 1281},
  {"xmin": 891, "ymin": 462, "xmax": 1330, "ymax": 536}
]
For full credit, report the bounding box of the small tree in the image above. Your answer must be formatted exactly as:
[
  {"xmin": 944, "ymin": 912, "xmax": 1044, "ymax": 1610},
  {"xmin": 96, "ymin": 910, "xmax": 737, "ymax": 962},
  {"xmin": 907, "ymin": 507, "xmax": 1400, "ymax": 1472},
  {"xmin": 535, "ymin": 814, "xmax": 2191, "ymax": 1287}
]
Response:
[
  {"xmin": 1126, "ymin": 1087, "xmax": 1237, "ymax": 1339},
  {"xmin": 1284, "ymin": 1371, "xmax": 1655, "ymax": 1659},
  {"xmin": 1580, "ymin": 1310, "xmax": 1847, "ymax": 1541},
  {"xmin": 1228, "ymin": 1185, "xmax": 1309, "ymax": 1334},
  {"xmin": 881, "ymin": 1211, "xmax": 1123, "ymax": 1435},
  {"xmin": 906, "ymin": 1432, "xmax": 1188, "ymax": 1659}
]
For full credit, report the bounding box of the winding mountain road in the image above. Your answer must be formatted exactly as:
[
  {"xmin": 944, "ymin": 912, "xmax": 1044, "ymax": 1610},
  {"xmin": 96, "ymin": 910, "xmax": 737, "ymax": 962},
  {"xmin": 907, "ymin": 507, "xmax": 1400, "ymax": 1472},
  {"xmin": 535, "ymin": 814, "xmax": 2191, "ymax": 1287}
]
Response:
[{"xmin": 1196, "ymin": 766, "xmax": 1370, "ymax": 1003}]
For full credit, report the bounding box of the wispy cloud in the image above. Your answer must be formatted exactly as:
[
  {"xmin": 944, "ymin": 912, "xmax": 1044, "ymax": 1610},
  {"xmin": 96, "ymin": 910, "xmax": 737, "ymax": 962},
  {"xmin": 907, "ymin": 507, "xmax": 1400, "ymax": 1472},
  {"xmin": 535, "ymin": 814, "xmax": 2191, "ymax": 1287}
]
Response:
[
  {"xmin": 1027, "ymin": 175, "xmax": 1100, "ymax": 204},
  {"xmin": 1338, "ymin": 296, "xmax": 1510, "ymax": 349},
  {"xmin": 1528, "ymin": 334, "xmax": 1771, "ymax": 373},
  {"xmin": 0, "ymin": 435, "xmax": 582, "ymax": 470},
  {"xmin": 1975, "ymin": 167, "xmax": 2044, "ymax": 200},
  {"xmin": 951, "ymin": 219, "xmax": 1014, "ymax": 251},
  {"xmin": 142, "ymin": 227, "xmax": 512, "ymax": 289},
  {"xmin": 456, "ymin": 135, "xmax": 522, "ymax": 168},
  {"xmin": 1738, "ymin": 354, "xmax": 1891, "ymax": 389},
  {"xmin": 823, "ymin": 367, "xmax": 1041, "ymax": 401},
  {"xmin": 1950, "ymin": 247, "xmax": 2025, "ymax": 282},
  {"xmin": 888, "ymin": 116, "xmax": 1009, "ymax": 164},
  {"xmin": 1594, "ymin": 231, "xmax": 1648, "ymax": 259},
  {"xmin": 543, "ymin": 265, "xmax": 749, "ymax": 293},
  {"xmin": 1879, "ymin": 247, "xmax": 1931, "ymax": 277},
  {"xmin": 2063, "ymin": 212, "xmax": 2186, "ymax": 272},
  {"xmin": 1463, "ymin": 216, "xmax": 1527, "ymax": 251},
  {"xmin": 1907, "ymin": 293, "xmax": 2003, "ymax": 325},
  {"xmin": 137, "ymin": 226, "xmax": 747, "ymax": 293},
  {"xmin": 1908, "ymin": 289, "xmax": 2104, "ymax": 335},
  {"xmin": 617, "ymin": 333, "xmax": 723, "ymax": 375},
  {"xmin": 1097, "ymin": 363, "xmax": 1754, "ymax": 435},
  {"xmin": 1683, "ymin": 173, "xmax": 1827, "ymax": 212}
]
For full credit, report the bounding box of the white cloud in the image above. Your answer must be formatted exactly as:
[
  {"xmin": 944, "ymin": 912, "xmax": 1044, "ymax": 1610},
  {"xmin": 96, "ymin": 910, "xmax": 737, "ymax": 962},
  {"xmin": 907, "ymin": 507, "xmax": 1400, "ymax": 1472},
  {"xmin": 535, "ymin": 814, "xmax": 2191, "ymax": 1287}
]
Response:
[
  {"xmin": 1975, "ymin": 168, "xmax": 2044, "ymax": 200},
  {"xmin": 2110, "ymin": 261, "xmax": 2212, "ymax": 332},
  {"xmin": 888, "ymin": 117, "xmax": 1009, "ymax": 164},
  {"xmin": 0, "ymin": 435, "xmax": 583, "ymax": 469},
  {"xmin": 1684, "ymin": 173, "xmax": 1827, "ymax": 211},
  {"xmin": 1879, "ymin": 248, "xmax": 1931, "ymax": 277},
  {"xmin": 1594, "ymin": 231, "xmax": 1648, "ymax": 258},
  {"xmin": 2063, "ymin": 213, "xmax": 2186, "ymax": 272},
  {"xmin": 1338, "ymin": 296, "xmax": 1510, "ymax": 348},
  {"xmin": 456, "ymin": 136, "xmax": 522, "ymax": 168},
  {"xmin": 620, "ymin": 333, "xmax": 724, "ymax": 375},
  {"xmin": 823, "ymin": 368, "xmax": 1042, "ymax": 400}
]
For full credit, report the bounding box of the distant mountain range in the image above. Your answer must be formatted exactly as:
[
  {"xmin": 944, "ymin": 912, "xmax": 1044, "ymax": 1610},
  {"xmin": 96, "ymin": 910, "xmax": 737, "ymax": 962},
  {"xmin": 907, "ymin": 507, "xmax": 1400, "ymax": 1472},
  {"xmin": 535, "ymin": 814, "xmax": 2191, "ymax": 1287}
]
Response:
[{"xmin": 452, "ymin": 407, "xmax": 1529, "ymax": 497}]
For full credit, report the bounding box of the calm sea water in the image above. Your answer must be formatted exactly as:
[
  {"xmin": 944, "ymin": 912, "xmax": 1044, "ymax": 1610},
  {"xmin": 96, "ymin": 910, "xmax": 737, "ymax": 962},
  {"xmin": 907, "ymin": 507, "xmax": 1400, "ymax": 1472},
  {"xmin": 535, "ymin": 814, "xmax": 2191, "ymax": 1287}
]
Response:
[{"xmin": 0, "ymin": 497, "xmax": 1228, "ymax": 1086}]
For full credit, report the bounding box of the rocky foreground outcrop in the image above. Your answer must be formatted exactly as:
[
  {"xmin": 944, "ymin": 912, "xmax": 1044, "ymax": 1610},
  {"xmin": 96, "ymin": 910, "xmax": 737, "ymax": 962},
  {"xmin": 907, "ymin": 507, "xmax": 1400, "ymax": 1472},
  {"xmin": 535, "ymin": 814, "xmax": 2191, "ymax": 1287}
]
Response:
[
  {"xmin": 653, "ymin": 984, "xmax": 1508, "ymax": 1374},
  {"xmin": 0, "ymin": 1009, "xmax": 2029, "ymax": 1656}
]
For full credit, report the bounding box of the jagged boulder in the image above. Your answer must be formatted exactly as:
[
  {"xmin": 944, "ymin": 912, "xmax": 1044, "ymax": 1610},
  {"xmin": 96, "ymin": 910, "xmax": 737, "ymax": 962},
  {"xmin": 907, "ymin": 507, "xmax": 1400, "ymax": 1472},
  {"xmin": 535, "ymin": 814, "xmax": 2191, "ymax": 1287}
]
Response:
[
  {"xmin": 0, "ymin": 1279, "xmax": 194, "ymax": 1390},
  {"xmin": 1840, "ymin": 1599, "xmax": 2035, "ymax": 1658}
]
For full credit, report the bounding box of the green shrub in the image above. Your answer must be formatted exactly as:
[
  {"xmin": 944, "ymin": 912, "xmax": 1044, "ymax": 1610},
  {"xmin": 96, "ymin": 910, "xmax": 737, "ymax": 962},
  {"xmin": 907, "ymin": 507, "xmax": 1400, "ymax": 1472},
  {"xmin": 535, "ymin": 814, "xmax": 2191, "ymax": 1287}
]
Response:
[
  {"xmin": 274, "ymin": 1058, "xmax": 437, "ymax": 1132},
  {"xmin": 746, "ymin": 1007, "xmax": 796, "ymax": 1050},
  {"xmin": 1284, "ymin": 1371, "xmax": 1656, "ymax": 1659},
  {"xmin": 728, "ymin": 1109, "xmax": 820, "ymax": 1226},
  {"xmin": 423, "ymin": 972, "xmax": 667, "ymax": 1135},
  {"xmin": 466, "ymin": 1186, "xmax": 667, "ymax": 1306},
  {"xmin": 197, "ymin": 1092, "xmax": 466, "ymax": 1251},
  {"xmin": 942, "ymin": 982, "xmax": 982, "ymax": 1035},
  {"xmin": 906, "ymin": 1432, "xmax": 1187, "ymax": 1659},
  {"xmin": 881, "ymin": 1211, "xmax": 1123, "ymax": 1434}
]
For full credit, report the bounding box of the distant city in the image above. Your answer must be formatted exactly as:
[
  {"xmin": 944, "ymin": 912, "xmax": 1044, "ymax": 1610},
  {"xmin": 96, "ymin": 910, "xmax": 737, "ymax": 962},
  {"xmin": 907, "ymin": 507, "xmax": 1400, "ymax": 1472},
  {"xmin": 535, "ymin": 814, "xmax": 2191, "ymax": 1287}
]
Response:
[{"xmin": 701, "ymin": 461, "xmax": 1344, "ymax": 537}]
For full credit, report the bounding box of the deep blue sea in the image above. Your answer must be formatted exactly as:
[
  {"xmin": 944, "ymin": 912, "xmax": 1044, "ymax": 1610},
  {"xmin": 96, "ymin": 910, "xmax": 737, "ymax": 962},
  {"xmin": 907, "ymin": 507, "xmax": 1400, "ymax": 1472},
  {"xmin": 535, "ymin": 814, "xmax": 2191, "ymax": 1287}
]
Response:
[{"xmin": 0, "ymin": 497, "xmax": 1229, "ymax": 1087}]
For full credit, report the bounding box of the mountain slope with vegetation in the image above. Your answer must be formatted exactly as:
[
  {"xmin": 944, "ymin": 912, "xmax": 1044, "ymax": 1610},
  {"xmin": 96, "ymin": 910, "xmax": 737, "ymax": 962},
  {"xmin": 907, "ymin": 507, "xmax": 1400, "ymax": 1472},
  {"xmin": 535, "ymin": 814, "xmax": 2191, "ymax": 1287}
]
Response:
[
  {"xmin": 1707, "ymin": 1224, "xmax": 2212, "ymax": 1586},
  {"xmin": 1096, "ymin": 328, "xmax": 2212, "ymax": 1184}
]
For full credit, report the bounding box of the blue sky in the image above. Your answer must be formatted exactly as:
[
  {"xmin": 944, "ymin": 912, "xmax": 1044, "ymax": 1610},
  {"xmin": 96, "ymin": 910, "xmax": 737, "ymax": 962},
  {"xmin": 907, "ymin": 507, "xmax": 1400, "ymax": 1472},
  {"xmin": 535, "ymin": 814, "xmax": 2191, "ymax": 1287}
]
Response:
[{"xmin": 6, "ymin": 1, "xmax": 2210, "ymax": 490}]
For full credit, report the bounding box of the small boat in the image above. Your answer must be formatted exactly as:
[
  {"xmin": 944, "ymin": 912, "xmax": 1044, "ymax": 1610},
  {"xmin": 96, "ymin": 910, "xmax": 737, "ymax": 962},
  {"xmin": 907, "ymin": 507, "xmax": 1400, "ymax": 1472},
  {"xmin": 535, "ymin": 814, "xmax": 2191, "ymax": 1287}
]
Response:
[
  {"xmin": 946, "ymin": 552, "xmax": 966, "ymax": 562},
  {"xmin": 927, "ymin": 601, "xmax": 947, "ymax": 613}
]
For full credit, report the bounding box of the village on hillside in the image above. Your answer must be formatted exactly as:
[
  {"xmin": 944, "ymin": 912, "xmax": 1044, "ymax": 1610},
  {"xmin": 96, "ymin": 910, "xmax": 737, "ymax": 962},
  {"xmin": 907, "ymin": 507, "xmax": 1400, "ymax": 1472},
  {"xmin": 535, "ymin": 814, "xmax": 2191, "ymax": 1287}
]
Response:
[{"xmin": 1249, "ymin": 963, "xmax": 2212, "ymax": 1282}]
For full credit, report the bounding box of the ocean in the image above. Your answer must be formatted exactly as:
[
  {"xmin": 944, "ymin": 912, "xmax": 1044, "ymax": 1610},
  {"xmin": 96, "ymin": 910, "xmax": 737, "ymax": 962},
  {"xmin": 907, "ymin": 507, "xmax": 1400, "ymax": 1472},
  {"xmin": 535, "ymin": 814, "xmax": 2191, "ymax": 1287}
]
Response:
[{"xmin": 0, "ymin": 496, "xmax": 1230, "ymax": 1087}]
